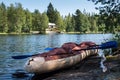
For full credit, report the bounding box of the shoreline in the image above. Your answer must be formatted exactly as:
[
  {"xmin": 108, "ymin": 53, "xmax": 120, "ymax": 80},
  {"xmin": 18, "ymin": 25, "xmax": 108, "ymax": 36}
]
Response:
[{"xmin": 0, "ymin": 32, "xmax": 111, "ymax": 35}]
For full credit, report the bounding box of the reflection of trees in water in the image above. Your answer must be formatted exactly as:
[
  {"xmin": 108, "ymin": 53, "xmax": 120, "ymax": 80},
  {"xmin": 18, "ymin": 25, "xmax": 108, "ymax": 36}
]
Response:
[
  {"xmin": 47, "ymin": 33, "xmax": 59, "ymax": 48},
  {"xmin": 0, "ymin": 35, "xmax": 24, "ymax": 52}
]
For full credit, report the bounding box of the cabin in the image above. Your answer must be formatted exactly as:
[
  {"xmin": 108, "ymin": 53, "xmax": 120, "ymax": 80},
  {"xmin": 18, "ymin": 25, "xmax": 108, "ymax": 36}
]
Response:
[
  {"xmin": 46, "ymin": 23, "xmax": 60, "ymax": 33},
  {"xmin": 48, "ymin": 23, "xmax": 56, "ymax": 28}
]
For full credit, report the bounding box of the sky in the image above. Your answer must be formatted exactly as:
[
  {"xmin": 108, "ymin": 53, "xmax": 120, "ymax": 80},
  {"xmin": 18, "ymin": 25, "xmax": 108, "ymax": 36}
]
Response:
[{"xmin": 0, "ymin": 0, "xmax": 99, "ymax": 16}]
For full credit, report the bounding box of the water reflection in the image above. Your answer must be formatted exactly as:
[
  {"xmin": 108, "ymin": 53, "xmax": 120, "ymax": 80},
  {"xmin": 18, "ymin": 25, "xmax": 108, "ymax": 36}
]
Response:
[{"xmin": 0, "ymin": 33, "xmax": 113, "ymax": 80}]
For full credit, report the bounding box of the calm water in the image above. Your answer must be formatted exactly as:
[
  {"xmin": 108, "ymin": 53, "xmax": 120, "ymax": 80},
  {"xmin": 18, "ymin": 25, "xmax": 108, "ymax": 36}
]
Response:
[{"xmin": 0, "ymin": 33, "xmax": 113, "ymax": 80}]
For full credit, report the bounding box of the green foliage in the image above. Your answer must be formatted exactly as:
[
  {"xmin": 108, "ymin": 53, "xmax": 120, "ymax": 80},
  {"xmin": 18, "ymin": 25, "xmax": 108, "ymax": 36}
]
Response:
[
  {"xmin": 40, "ymin": 12, "xmax": 49, "ymax": 33},
  {"xmin": 54, "ymin": 10, "xmax": 63, "ymax": 31},
  {"xmin": 47, "ymin": 3, "xmax": 64, "ymax": 32},
  {"xmin": 88, "ymin": 0, "xmax": 120, "ymax": 56},
  {"xmin": 74, "ymin": 9, "xmax": 82, "ymax": 32},
  {"xmin": 89, "ymin": 15, "xmax": 98, "ymax": 33},
  {"xmin": 32, "ymin": 9, "xmax": 42, "ymax": 31},
  {"xmin": 64, "ymin": 14, "xmax": 75, "ymax": 32},
  {"xmin": 47, "ymin": 3, "xmax": 55, "ymax": 23},
  {"xmin": 22, "ymin": 9, "xmax": 32, "ymax": 33},
  {"xmin": 15, "ymin": 3, "xmax": 26, "ymax": 33},
  {"xmin": 0, "ymin": 2, "xmax": 8, "ymax": 33},
  {"xmin": 7, "ymin": 4, "xmax": 16, "ymax": 32},
  {"xmin": 104, "ymin": 33, "xmax": 120, "ymax": 56},
  {"xmin": 73, "ymin": 9, "xmax": 91, "ymax": 33},
  {"xmin": 88, "ymin": 0, "xmax": 120, "ymax": 33},
  {"xmin": 112, "ymin": 34, "xmax": 120, "ymax": 47},
  {"xmin": 0, "ymin": 2, "xmax": 120, "ymax": 34}
]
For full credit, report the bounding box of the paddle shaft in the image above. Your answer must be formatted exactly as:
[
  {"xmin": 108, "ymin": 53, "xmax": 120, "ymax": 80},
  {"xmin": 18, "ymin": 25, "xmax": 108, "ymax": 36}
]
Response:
[
  {"xmin": 12, "ymin": 54, "xmax": 37, "ymax": 59},
  {"xmin": 74, "ymin": 46, "xmax": 100, "ymax": 51},
  {"xmin": 12, "ymin": 41, "xmax": 117, "ymax": 59}
]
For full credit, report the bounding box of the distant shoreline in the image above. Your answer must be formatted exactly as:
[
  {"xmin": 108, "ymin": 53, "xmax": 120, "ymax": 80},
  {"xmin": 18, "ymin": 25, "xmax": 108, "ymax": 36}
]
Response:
[
  {"xmin": 0, "ymin": 32, "xmax": 111, "ymax": 35},
  {"xmin": 0, "ymin": 33, "xmax": 31, "ymax": 35}
]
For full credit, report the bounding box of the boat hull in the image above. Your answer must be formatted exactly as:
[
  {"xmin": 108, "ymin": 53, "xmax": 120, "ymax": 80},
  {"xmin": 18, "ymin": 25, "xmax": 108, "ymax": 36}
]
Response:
[{"xmin": 24, "ymin": 49, "xmax": 98, "ymax": 74}]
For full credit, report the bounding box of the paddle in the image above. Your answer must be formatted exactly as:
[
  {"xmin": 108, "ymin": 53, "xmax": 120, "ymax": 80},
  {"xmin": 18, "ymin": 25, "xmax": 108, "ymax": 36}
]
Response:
[
  {"xmin": 12, "ymin": 54, "xmax": 37, "ymax": 59},
  {"xmin": 44, "ymin": 47, "xmax": 54, "ymax": 51},
  {"xmin": 45, "ymin": 41, "xmax": 118, "ymax": 50},
  {"xmin": 12, "ymin": 41, "xmax": 117, "ymax": 59},
  {"xmin": 75, "ymin": 41, "xmax": 117, "ymax": 51}
]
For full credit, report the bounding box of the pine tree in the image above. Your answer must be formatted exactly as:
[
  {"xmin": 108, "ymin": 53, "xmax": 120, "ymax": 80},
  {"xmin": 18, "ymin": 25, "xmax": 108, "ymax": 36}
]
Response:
[
  {"xmin": 23, "ymin": 9, "xmax": 32, "ymax": 33},
  {"xmin": 88, "ymin": 0, "xmax": 120, "ymax": 33},
  {"xmin": 41, "ymin": 12, "xmax": 49, "ymax": 33},
  {"xmin": 74, "ymin": 9, "xmax": 82, "ymax": 32},
  {"xmin": 0, "ymin": 2, "xmax": 8, "ymax": 33},
  {"xmin": 54, "ymin": 10, "xmax": 63, "ymax": 31},
  {"xmin": 47, "ymin": 3, "xmax": 55, "ymax": 23},
  {"xmin": 15, "ymin": 3, "xmax": 26, "ymax": 33},
  {"xmin": 7, "ymin": 3, "xmax": 16, "ymax": 33},
  {"xmin": 32, "ymin": 9, "xmax": 41, "ymax": 32}
]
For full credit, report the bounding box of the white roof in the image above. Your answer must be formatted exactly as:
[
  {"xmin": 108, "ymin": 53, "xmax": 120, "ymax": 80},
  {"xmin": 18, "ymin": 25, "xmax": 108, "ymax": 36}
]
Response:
[{"xmin": 48, "ymin": 23, "xmax": 55, "ymax": 26}]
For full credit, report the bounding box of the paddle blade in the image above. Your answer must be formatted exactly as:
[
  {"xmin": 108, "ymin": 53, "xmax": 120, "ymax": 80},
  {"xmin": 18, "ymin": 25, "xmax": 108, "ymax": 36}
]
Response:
[
  {"xmin": 100, "ymin": 41, "xmax": 118, "ymax": 49},
  {"xmin": 44, "ymin": 47, "xmax": 54, "ymax": 50},
  {"xmin": 12, "ymin": 55, "xmax": 32, "ymax": 59}
]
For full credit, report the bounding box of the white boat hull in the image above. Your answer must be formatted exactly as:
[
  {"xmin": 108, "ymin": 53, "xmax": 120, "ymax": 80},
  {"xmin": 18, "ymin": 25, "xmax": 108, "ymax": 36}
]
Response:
[{"xmin": 24, "ymin": 49, "xmax": 98, "ymax": 74}]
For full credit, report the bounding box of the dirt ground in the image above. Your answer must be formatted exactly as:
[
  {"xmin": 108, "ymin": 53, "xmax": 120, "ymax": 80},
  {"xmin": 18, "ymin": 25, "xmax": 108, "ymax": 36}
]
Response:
[{"xmin": 31, "ymin": 55, "xmax": 120, "ymax": 80}]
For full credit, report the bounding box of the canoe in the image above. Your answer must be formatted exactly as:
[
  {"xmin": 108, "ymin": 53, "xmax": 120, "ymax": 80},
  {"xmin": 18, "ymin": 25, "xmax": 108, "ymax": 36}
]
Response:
[{"xmin": 24, "ymin": 49, "xmax": 98, "ymax": 74}]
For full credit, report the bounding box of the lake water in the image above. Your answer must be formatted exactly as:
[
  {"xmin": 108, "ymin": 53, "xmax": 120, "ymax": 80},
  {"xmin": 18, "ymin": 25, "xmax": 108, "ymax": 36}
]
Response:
[{"xmin": 0, "ymin": 33, "xmax": 113, "ymax": 80}]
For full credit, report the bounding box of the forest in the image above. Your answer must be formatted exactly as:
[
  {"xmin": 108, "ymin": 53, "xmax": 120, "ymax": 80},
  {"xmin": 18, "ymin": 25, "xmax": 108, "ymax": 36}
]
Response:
[{"xmin": 0, "ymin": 0, "xmax": 120, "ymax": 34}]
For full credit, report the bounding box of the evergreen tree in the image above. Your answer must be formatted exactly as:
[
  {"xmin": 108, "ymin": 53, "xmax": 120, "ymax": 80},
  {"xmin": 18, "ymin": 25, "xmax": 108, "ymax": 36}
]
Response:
[
  {"xmin": 74, "ymin": 9, "xmax": 90, "ymax": 33},
  {"xmin": 0, "ymin": 2, "xmax": 8, "ymax": 32},
  {"xmin": 40, "ymin": 12, "xmax": 49, "ymax": 33},
  {"xmin": 97, "ymin": 14, "xmax": 106, "ymax": 33},
  {"xmin": 54, "ymin": 10, "xmax": 63, "ymax": 31},
  {"xmin": 88, "ymin": 0, "xmax": 120, "ymax": 33},
  {"xmin": 23, "ymin": 9, "xmax": 32, "ymax": 33},
  {"xmin": 89, "ymin": 15, "xmax": 98, "ymax": 33},
  {"xmin": 7, "ymin": 3, "xmax": 16, "ymax": 33},
  {"xmin": 7, "ymin": 3, "xmax": 25, "ymax": 33},
  {"xmin": 15, "ymin": 3, "xmax": 26, "ymax": 33},
  {"xmin": 0, "ymin": 1, "xmax": 119, "ymax": 34},
  {"xmin": 47, "ymin": 3, "xmax": 55, "ymax": 23},
  {"xmin": 64, "ymin": 14, "xmax": 74, "ymax": 32},
  {"xmin": 81, "ymin": 14, "xmax": 91, "ymax": 33},
  {"xmin": 32, "ymin": 9, "xmax": 42, "ymax": 32},
  {"xmin": 71, "ymin": 14, "xmax": 76, "ymax": 32},
  {"xmin": 98, "ymin": 23, "xmax": 106, "ymax": 33},
  {"xmin": 74, "ymin": 9, "xmax": 82, "ymax": 32}
]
